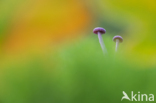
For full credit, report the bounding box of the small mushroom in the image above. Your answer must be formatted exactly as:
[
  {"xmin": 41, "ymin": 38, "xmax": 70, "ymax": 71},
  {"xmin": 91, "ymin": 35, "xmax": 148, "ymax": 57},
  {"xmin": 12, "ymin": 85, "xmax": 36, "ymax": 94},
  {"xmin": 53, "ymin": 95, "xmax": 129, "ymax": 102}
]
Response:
[
  {"xmin": 113, "ymin": 35, "xmax": 123, "ymax": 52},
  {"xmin": 93, "ymin": 27, "xmax": 107, "ymax": 53}
]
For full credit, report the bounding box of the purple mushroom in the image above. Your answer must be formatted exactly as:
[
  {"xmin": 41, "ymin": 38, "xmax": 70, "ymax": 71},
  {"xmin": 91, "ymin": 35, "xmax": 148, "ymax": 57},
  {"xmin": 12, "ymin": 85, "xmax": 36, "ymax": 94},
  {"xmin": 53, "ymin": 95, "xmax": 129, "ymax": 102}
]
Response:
[
  {"xmin": 93, "ymin": 27, "xmax": 107, "ymax": 53},
  {"xmin": 113, "ymin": 35, "xmax": 123, "ymax": 52}
]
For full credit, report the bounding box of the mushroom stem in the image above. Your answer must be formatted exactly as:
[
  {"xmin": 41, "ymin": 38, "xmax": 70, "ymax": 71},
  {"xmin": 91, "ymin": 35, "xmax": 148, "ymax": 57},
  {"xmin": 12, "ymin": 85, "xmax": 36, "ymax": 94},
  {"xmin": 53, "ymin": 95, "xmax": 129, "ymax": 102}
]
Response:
[
  {"xmin": 98, "ymin": 32, "xmax": 107, "ymax": 53},
  {"xmin": 115, "ymin": 39, "xmax": 119, "ymax": 52}
]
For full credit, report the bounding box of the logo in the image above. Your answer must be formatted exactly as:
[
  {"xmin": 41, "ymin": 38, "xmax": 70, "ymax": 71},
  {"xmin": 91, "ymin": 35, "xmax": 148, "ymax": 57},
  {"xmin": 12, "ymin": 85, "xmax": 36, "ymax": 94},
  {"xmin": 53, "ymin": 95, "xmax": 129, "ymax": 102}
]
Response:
[{"xmin": 121, "ymin": 91, "xmax": 154, "ymax": 101}]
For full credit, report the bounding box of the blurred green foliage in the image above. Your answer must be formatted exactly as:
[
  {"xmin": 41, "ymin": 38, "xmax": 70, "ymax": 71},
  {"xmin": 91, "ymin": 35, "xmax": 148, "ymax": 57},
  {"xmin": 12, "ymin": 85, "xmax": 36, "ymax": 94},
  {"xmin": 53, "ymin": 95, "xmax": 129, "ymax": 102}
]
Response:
[{"xmin": 1, "ymin": 36, "xmax": 156, "ymax": 103}]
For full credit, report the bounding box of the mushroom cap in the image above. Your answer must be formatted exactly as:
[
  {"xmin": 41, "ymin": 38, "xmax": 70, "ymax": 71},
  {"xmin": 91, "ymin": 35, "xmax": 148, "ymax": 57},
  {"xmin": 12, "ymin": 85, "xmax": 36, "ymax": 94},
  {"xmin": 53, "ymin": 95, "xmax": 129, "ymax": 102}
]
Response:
[
  {"xmin": 93, "ymin": 27, "xmax": 106, "ymax": 34},
  {"xmin": 113, "ymin": 35, "xmax": 123, "ymax": 42}
]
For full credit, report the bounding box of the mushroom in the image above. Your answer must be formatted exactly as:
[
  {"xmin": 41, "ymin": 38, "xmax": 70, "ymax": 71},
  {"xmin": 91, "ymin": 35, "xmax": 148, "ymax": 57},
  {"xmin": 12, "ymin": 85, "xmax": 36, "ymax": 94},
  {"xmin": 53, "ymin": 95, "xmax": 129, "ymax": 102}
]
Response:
[
  {"xmin": 113, "ymin": 35, "xmax": 123, "ymax": 52},
  {"xmin": 93, "ymin": 27, "xmax": 107, "ymax": 53}
]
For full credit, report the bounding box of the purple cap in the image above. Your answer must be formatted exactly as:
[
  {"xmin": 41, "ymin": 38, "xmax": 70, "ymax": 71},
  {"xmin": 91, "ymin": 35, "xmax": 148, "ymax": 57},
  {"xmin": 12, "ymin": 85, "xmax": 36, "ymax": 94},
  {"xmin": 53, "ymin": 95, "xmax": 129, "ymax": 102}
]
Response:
[
  {"xmin": 93, "ymin": 27, "xmax": 106, "ymax": 34},
  {"xmin": 113, "ymin": 35, "xmax": 123, "ymax": 42}
]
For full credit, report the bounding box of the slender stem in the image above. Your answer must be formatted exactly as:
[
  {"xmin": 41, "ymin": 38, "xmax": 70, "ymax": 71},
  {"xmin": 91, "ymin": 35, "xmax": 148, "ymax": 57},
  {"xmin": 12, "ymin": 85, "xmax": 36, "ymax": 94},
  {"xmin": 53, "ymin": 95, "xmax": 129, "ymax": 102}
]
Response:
[
  {"xmin": 115, "ymin": 39, "xmax": 119, "ymax": 52},
  {"xmin": 98, "ymin": 32, "xmax": 107, "ymax": 53}
]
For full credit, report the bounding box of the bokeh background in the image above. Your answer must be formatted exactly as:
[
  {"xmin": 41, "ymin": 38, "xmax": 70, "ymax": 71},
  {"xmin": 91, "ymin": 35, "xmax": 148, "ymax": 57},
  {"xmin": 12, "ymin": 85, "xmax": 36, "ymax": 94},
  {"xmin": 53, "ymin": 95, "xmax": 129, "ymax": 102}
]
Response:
[{"xmin": 0, "ymin": 0, "xmax": 156, "ymax": 103}]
